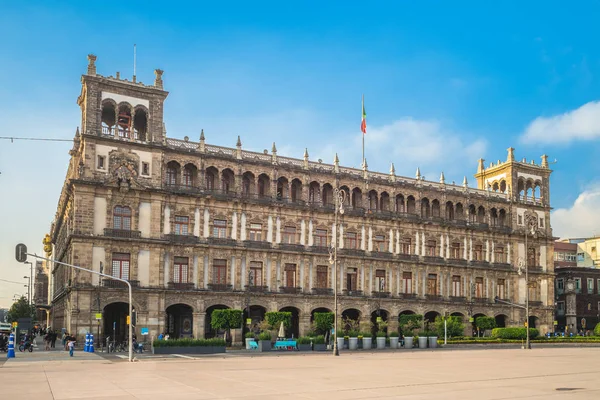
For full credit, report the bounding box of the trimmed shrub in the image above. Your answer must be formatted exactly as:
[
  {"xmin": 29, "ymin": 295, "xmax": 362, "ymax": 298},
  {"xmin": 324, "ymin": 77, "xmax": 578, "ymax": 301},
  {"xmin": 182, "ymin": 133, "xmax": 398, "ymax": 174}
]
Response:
[
  {"xmin": 153, "ymin": 338, "xmax": 225, "ymax": 348},
  {"xmin": 434, "ymin": 316, "xmax": 464, "ymax": 338},
  {"xmin": 313, "ymin": 312, "xmax": 334, "ymax": 334},
  {"xmin": 210, "ymin": 309, "xmax": 243, "ymax": 330},
  {"xmin": 265, "ymin": 311, "xmax": 292, "ymax": 328},
  {"xmin": 375, "ymin": 331, "xmax": 386, "ymax": 338},
  {"xmin": 297, "ymin": 337, "xmax": 313, "ymax": 344},
  {"xmin": 313, "ymin": 335, "xmax": 325, "ymax": 344},
  {"xmin": 244, "ymin": 331, "xmax": 255, "ymax": 339},
  {"xmin": 258, "ymin": 332, "xmax": 271, "ymax": 341},
  {"xmin": 491, "ymin": 327, "xmax": 539, "ymax": 340},
  {"xmin": 389, "ymin": 331, "xmax": 399, "ymax": 337},
  {"xmin": 594, "ymin": 323, "xmax": 600, "ymax": 336},
  {"xmin": 399, "ymin": 314, "xmax": 423, "ymax": 336},
  {"xmin": 476, "ymin": 316, "xmax": 497, "ymax": 331}
]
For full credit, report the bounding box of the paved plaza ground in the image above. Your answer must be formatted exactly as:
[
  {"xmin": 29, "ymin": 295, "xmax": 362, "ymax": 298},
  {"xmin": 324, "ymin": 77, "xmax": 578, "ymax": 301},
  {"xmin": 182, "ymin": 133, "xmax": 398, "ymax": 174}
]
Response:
[{"xmin": 1, "ymin": 347, "xmax": 599, "ymax": 399}]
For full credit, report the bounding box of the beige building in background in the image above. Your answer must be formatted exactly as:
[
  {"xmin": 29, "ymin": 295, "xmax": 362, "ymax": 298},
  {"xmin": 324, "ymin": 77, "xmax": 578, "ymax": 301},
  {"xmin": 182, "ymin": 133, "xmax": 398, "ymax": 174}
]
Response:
[{"xmin": 47, "ymin": 55, "xmax": 556, "ymax": 343}]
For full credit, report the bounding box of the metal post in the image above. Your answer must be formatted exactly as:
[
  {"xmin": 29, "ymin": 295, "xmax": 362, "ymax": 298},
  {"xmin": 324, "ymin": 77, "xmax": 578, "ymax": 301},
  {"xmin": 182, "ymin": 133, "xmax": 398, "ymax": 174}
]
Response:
[
  {"xmin": 333, "ymin": 189, "xmax": 339, "ymax": 357},
  {"xmin": 444, "ymin": 318, "xmax": 447, "ymax": 345},
  {"xmin": 25, "ymin": 253, "xmax": 134, "ymax": 362},
  {"xmin": 525, "ymin": 229, "xmax": 530, "ymax": 350}
]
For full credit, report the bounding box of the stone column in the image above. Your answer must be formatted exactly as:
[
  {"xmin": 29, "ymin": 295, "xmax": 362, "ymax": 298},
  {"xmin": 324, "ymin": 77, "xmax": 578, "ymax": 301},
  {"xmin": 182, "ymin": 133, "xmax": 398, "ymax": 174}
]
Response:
[
  {"xmin": 193, "ymin": 312, "xmax": 204, "ymax": 339},
  {"xmin": 299, "ymin": 314, "xmax": 311, "ymax": 337}
]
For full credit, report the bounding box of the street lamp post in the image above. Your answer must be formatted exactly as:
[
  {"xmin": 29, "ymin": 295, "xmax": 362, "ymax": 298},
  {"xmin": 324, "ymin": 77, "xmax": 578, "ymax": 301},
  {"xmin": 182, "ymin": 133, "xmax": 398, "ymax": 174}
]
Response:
[
  {"xmin": 23, "ymin": 276, "xmax": 31, "ymax": 304},
  {"xmin": 24, "ymin": 261, "xmax": 33, "ymax": 305},
  {"xmin": 328, "ymin": 187, "xmax": 346, "ymax": 357},
  {"xmin": 519, "ymin": 212, "xmax": 539, "ymax": 350}
]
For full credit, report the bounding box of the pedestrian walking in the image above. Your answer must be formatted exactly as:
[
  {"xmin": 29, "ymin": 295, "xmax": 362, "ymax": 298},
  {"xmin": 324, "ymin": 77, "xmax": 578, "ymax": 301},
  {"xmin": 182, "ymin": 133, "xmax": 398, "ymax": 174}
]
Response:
[
  {"xmin": 68, "ymin": 339, "xmax": 76, "ymax": 357},
  {"xmin": 44, "ymin": 333, "xmax": 50, "ymax": 350},
  {"xmin": 50, "ymin": 331, "xmax": 57, "ymax": 348}
]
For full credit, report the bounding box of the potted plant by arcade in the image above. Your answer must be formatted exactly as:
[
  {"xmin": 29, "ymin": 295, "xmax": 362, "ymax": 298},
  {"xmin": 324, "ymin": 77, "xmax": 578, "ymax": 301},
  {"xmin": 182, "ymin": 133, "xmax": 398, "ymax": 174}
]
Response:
[
  {"xmin": 399, "ymin": 314, "xmax": 422, "ymax": 349},
  {"xmin": 389, "ymin": 331, "xmax": 399, "ymax": 349},
  {"xmin": 210, "ymin": 309, "xmax": 243, "ymax": 346},
  {"xmin": 360, "ymin": 321, "xmax": 373, "ymax": 350},
  {"xmin": 344, "ymin": 317, "xmax": 360, "ymax": 350},
  {"xmin": 375, "ymin": 320, "xmax": 388, "ymax": 349}
]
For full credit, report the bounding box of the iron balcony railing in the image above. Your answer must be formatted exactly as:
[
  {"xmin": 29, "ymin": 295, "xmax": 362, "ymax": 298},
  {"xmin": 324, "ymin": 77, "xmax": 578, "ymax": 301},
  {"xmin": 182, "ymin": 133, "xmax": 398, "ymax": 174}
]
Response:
[{"xmin": 104, "ymin": 228, "xmax": 141, "ymax": 239}]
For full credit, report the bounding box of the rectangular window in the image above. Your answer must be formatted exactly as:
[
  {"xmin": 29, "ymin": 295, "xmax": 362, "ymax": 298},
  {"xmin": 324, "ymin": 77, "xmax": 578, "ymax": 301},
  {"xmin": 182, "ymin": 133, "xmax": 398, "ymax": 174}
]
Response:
[
  {"xmin": 142, "ymin": 162, "xmax": 149, "ymax": 176},
  {"xmin": 588, "ymin": 278, "xmax": 594, "ymax": 294},
  {"xmin": 173, "ymin": 257, "xmax": 189, "ymax": 283},
  {"xmin": 374, "ymin": 235, "xmax": 386, "ymax": 252},
  {"xmin": 474, "ymin": 245, "xmax": 483, "ymax": 261},
  {"xmin": 427, "ymin": 274, "xmax": 437, "ymax": 295},
  {"xmin": 346, "ymin": 268, "xmax": 357, "ymax": 291},
  {"xmin": 426, "ymin": 240, "xmax": 437, "ymax": 257},
  {"xmin": 97, "ymin": 155, "xmax": 105, "ymax": 169},
  {"xmin": 452, "ymin": 275, "xmax": 461, "ymax": 297},
  {"xmin": 249, "ymin": 223, "xmax": 262, "ymax": 241},
  {"xmin": 518, "ymin": 215, "xmax": 523, "ymax": 225},
  {"xmin": 375, "ymin": 269, "xmax": 386, "ymax": 291},
  {"xmin": 575, "ymin": 278, "xmax": 582, "ymax": 292},
  {"xmin": 402, "ymin": 271, "xmax": 412, "ymax": 294},
  {"xmin": 113, "ymin": 206, "xmax": 131, "ymax": 230},
  {"xmin": 401, "ymin": 238, "xmax": 411, "ymax": 255},
  {"xmin": 527, "ymin": 247, "xmax": 536, "ymax": 267},
  {"xmin": 213, "ymin": 259, "xmax": 227, "ymax": 285},
  {"xmin": 539, "ymin": 218, "xmax": 544, "ymax": 227},
  {"xmin": 283, "ymin": 226, "xmax": 296, "ymax": 244},
  {"xmin": 346, "ymin": 232, "xmax": 357, "ymax": 250},
  {"xmin": 316, "ymin": 265, "xmax": 328, "ymax": 288},
  {"xmin": 577, "ymin": 253, "xmax": 585, "ymax": 262},
  {"xmin": 598, "ymin": 279, "xmax": 600, "ymax": 295},
  {"xmin": 174, "ymin": 216, "xmax": 189, "ymax": 235},
  {"xmin": 556, "ymin": 278, "xmax": 564, "ymax": 294},
  {"xmin": 528, "ymin": 281, "xmax": 537, "ymax": 301},
  {"xmin": 111, "ymin": 253, "xmax": 130, "ymax": 280},
  {"xmin": 557, "ymin": 301, "xmax": 565, "ymax": 312},
  {"xmin": 314, "ymin": 229, "xmax": 327, "ymax": 247},
  {"xmin": 497, "ymin": 278, "xmax": 505, "ymax": 299},
  {"xmin": 248, "ymin": 261, "xmax": 262, "ymax": 286},
  {"xmin": 450, "ymin": 243, "xmax": 461, "ymax": 259},
  {"xmin": 475, "ymin": 277, "xmax": 484, "ymax": 298},
  {"xmin": 284, "ymin": 264, "xmax": 296, "ymax": 287},
  {"xmin": 213, "ymin": 219, "xmax": 227, "ymax": 238},
  {"xmin": 495, "ymin": 246, "xmax": 505, "ymax": 263}
]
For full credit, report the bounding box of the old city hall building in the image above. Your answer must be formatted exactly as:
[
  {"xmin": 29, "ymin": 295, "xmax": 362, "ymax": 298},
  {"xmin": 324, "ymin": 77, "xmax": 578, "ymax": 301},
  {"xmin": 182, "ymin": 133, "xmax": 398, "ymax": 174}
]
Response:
[{"xmin": 48, "ymin": 55, "xmax": 555, "ymax": 342}]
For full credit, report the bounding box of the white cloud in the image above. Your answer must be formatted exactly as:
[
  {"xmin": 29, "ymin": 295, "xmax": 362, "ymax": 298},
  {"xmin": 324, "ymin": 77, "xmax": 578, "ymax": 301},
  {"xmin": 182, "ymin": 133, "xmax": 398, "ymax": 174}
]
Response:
[
  {"xmin": 552, "ymin": 184, "xmax": 600, "ymax": 239},
  {"xmin": 521, "ymin": 101, "xmax": 600, "ymax": 144}
]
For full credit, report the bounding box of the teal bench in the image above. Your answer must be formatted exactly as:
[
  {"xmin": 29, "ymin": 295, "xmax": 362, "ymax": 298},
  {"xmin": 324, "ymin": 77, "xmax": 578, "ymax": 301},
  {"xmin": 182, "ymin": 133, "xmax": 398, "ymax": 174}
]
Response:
[
  {"xmin": 249, "ymin": 341, "xmax": 258, "ymax": 350},
  {"xmin": 273, "ymin": 340, "xmax": 297, "ymax": 350}
]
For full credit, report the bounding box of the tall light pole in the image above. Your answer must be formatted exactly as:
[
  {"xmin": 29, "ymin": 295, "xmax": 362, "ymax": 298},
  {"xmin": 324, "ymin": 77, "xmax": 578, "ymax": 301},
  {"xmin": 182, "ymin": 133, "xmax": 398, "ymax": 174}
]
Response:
[
  {"xmin": 519, "ymin": 212, "xmax": 539, "ymax": 350},
  {"xmin": 23, "ymin": 276, "xmax": 31, "ymax": 304},
  {"xmin": 328, "ymin": 187, "xmax": 346, "ymax": 356}
]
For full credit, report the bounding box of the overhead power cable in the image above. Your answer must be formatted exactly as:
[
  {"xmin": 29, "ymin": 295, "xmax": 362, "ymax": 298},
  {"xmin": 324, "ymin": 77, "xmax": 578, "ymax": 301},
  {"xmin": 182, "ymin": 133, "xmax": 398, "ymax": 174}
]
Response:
[
  {"xmin": 0, "ymin": 278, "xmax": 27, "ymax": 285},
  {"xmin": 0, "ymin": 136, "xmax": 72, "ymax": 142}
]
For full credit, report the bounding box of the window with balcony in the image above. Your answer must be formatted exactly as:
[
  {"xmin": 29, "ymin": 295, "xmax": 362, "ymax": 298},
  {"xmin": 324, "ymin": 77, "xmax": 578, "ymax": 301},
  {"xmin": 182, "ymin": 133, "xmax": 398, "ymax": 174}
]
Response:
[
  {"xmin": 284, "ymin": 264, "xmax": 297, "ymax": 287},
  {"xmin": 213, "ymin": 259, "xmax": 227, "ymax": 285},
  {"xmin": 473, "ymin": 245, "xmax": 483, "ymax": 261},
  {"xmin": 497, "ymin": 278, "xmax": 505, "ymax": 299},
  {"xmin": 173, "ymin": 257, "xmax": 189, "ymax": 283},
  {"xmin": 427, "ymin": 274, "xmax": 438, "ymax": 295},
  {"xmin": 494, "ymin": 246, "xmax": 505, "ymax": 263},
  {"xmin": 346, "ymin": 232, "xmax": 357, "ymax": 249},
  {"xmin": 316, "ymin": 265, "xmax": 328, "ymax": 288},
  {"xmin": 588, "ymin": 278, "xmax": 594, "ymax": 294},
  {"xmin": 213, "ymin": 219, "xmax": 227, "ymax": 238},
  {"xmin": 174, "ymin": 216, "xmax": 189, "ymax": 235},
  {"xmin": 249, "ymin": 223, "xmax": 262, "ymax": 241},
  {"xmin": 183, "ymin": 167, "xmax": 193, "ymax": 187},
  {"xmin": 426, "ymin": 240, "xmax": 437, "ymax": 257},
  {"xmin": 314, "ymin": 229, "xmax": 327, "ymax": 247},
  {"xmin": 374, "ymin": 235, "xmax": 386, "ymax": 252},
  {"xmin": 402, "ymin": 271, "xmax": 412, "ymax": 294},
  {"xmin": 346, "ymin": 268, "xmax": 358, "ymax": 291},
  {"xmin": 113, "ymin": 206, "xmax": 132, "ymax": 230},
  {"xmin": 248, "ymin": 261, "xmax": 262, "ymax": 286},
  {"xmin": 556, "ymin": 278, "xmax": 564, "ymax": 294},
  {"xmin": 401, "ymin": 238, "xmax": 412, "ymax": 255},
  {"xmin": 111, "ymin": 253, "xmax": 130, "ymax": 280},
  {"xmin": 475, "ymin": 277, "xmax": 484, "ymax": 298},
  {"xmin": 283, "ymin": 226, "xmax": 296, "ymax": 244},
  {"xmin": 451, "ymin": 243, "xmax": 461, "ymax": 259},
  {"xmin": 527, "ymin": 247, "xmax": 537, "ymax": 267},
  {"xmin": 452, "ymin": 275, "xmax": 461, "ymax": 297},
  {"xmin": 166, "ymin": 166, "xmax": 177, "ymax": 186},
  {"xmin": 375, "ymin": 269, "xmax": 386, "ymax": 291}
]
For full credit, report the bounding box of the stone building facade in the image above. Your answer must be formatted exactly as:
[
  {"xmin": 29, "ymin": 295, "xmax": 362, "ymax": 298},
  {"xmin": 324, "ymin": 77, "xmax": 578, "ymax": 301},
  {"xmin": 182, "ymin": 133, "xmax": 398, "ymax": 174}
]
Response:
[{"xmin": 48, "ymin": 55, "xmax": 555, "ymax": 342}]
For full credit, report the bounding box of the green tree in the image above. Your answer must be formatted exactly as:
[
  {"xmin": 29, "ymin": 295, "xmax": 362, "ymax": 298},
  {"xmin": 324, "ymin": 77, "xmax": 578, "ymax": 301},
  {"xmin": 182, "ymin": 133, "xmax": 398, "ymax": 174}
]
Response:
[
  {"xmin": 312, "ymin": 312, "xmax": 334, "ymax": 334},
  {"xmin": 475, "ymin": 316, "xmax": 497, "ymax": 336},
  {"xmin": 7, "ymin": 296, "xmax": 34, "ymax": 323},
  {"xmin": 210, "ymin": 309, "xmax": 243, "ymax": 332},
  {"xmin": 434, "ymin": 316, "xmax": 464, "ymax": 338},
  {"xmin": 265, "ymin": 312, "xmax": 292, "ymax": 329}
]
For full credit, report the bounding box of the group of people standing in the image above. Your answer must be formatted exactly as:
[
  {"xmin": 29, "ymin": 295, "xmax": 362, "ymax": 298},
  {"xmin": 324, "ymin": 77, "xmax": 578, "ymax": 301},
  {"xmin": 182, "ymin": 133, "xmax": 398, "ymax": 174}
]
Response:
[{"xmin": 43, "ymin": 329, "xmax": 60, "ymax": 350}]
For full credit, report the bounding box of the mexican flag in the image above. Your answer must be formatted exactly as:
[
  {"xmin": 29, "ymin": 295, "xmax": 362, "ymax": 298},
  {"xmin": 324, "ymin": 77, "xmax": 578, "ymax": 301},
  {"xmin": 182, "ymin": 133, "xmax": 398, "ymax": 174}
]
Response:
[{"xmin": 361, "ymin": 96, "xmax": 367, "ymax": 134}]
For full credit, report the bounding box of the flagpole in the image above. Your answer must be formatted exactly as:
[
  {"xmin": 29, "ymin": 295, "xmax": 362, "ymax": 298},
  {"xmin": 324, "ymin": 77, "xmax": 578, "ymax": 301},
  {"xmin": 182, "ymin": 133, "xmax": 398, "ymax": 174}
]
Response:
[{"xmin": 362, "ymin": 94, "xmax": 365, "ymax": 167}]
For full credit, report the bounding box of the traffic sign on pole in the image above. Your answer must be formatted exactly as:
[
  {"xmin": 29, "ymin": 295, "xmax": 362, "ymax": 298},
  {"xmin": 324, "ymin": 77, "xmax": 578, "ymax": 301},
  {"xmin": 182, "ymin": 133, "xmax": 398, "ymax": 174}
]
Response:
[{"xmin": 15, "ymin": 244, "xmax": 27, "ymax": 263}]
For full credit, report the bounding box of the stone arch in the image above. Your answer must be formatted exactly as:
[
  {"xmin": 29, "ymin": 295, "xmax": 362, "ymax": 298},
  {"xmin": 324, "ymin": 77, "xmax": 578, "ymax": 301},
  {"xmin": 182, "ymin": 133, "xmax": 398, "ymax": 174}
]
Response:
[
  {"xmin": 406, "ymin": 195, "xmax": 416, "ymax": 214},
  {"xmin": 395, "ymin": 194, "xmax": 405, "ymax": 213},
  {"xmin": 276, "ymin": 176, "xmax": 289, "ymax": 200},
  {"xmin": 455, "ymin": 202, "xmax": 464, "ymax": 220},
  {"xmin": 166, "ymin": 303, "xmax": 194, "ymax": 339},
  {"xmin": 421, "ymin": 197, "xmax": 431, "ymax": 218},
  {"xmin": 431, "ymin": 199, "xmax": 441, "ymax": 218},
  {"xmin": 380, "ymin": 191, "xmax": 390, "ymax": 211},
  {"xmin": 495, "ymin": 313, "xmax": 508, "ymax": 328},
  {"xmin": 182, "ymin": 163, "xmax": 197, "ymax": 187},
  {"xmin": 166, "ymin": 160, "xmax": 181, "ymax": 186},
  {"xmin": 132, "ymin": 105, "xmax": 148, "ymax": 141},
  {"xmin": 205, "ymin": 304, "xmax": 230, "ymax": 339},
  {"xmin": 368, "ymin": 189, "xmax": 378, "ymax": 211},
  {"xmin": 221, "ymin": 168, "xmax": 235, "ymax": 193},
  {"xmin": 445, "ymin": 201, "xmax": 454, "ymax": 220},
  {"xmin": 290, "ymin": 178, "xmax": 303, "ymax": 202},
  {"xmin": 101, "ymin": 99, "xmax": 117, "ymax": 135},
  {"xmin": 279, "ymin": 306, "xmax": 300, "ymax": 338},
  {"xmin": 309, "ymin": 181, "xmax": 321, "ymax": 203},
  {"xmin": 322, "ymin": 183, "xmax": 334, "ymax": 206},
  {"xmin": 351, "ymin": 187, "xmax": 362, "ymax": 208},
  {"xmin": 242, "ymin": 171, "xmax": 256, "ymax": 196},
  {"xmin": 205, "ymin": 166, "xmax": 219, "ymax": 190},
  {"xmin": 243, "ymin": 305, "xmax": 267, "ymax": 335}
]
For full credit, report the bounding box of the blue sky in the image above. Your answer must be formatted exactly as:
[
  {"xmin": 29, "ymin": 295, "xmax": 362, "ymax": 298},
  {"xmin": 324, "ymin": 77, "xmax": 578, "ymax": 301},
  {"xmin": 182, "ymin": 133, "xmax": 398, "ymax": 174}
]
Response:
[{"xmin": 2, "ymin": 1, "xmax": 600, "ymax": 307}]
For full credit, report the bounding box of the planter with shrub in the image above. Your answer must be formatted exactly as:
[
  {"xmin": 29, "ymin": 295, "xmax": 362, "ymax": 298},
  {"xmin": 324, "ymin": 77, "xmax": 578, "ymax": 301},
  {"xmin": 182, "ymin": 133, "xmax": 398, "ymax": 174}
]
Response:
[
  {"xmin": 417, "ymin": 333, "xmax": 428, "ymax": 349},
  {"xmin": 376, "ymin": 331, "xmax": 387, "ymax": 349},
  {"xmin": 297, "ymin": 336, "xmax": 313, "ymax": 351},
  {"xmin": 244, "ymin": 331, "xmax": 256, "ymax": 349},
  {"xmin": 313, "ymin": 335, "xmax": 327, "ymax": 351},
  {"xmin": 362, "ymin": 333, "xmax": 373, "ymax": 350},
  {"xmin": 257, "ymin": 332, "xmax": 272, "ymax": 352},
  {"xmin": 389, "ymin": 331, "xmax": 399, "ymax": 348},
  {"xmin": 491, "ymin": 327, "xmax": 540, "ymax": 340},
  {"xmin": 348, "ymin": 330, "xmax": 359, "ymax": 350},
  {"xmin": 152, "ymin": 338, "xmax": 226, "ymax": 354},
  {"xmin": 399, "ymin": 314, "xmax": 422, "ymax": 349}
]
